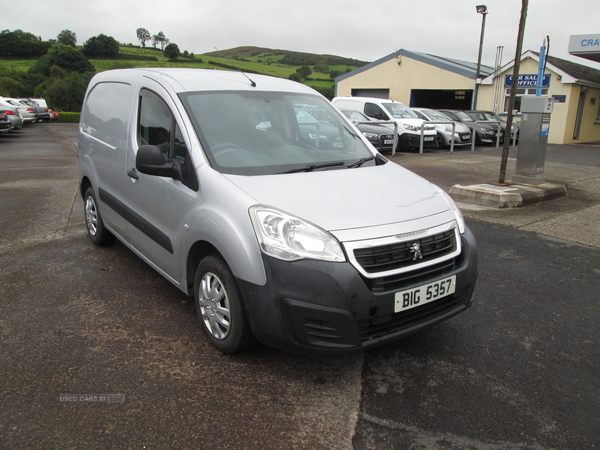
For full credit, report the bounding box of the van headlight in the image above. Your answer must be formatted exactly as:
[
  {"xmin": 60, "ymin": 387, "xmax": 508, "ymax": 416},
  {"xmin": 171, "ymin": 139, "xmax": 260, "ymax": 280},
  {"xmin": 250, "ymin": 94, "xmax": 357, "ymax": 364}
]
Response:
[
  {"xmin": 434, "ymin": 186, "xmax": 466, "ymax": 234},
  {"xmin": 249, "ymin": 206, "xmax": 346, "ymax": 262}
]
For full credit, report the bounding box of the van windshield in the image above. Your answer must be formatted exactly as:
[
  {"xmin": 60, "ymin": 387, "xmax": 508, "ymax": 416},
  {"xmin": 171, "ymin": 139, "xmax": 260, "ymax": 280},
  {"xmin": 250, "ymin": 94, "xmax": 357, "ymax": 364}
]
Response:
[
  {"xmin": 179, "ymin": 91, "xmax": 375, "ymax": 176},
  {"xmin": 382, "ymin": 102, "xmax": 418, "ymax": 119}
]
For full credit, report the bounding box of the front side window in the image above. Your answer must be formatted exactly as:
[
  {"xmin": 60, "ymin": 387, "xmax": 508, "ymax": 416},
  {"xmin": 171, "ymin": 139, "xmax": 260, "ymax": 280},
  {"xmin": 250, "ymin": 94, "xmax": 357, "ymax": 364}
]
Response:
[
  {"xmin": 364, "ymin": 103, "xmax": 388, "ymax": 120},
  {"xmin": 179, "ymin": 91, "xmax": 375, "ymax": 176},
  {"xmin": 138, "ymin": 89, "xmax": 195, "ymax": 189}
]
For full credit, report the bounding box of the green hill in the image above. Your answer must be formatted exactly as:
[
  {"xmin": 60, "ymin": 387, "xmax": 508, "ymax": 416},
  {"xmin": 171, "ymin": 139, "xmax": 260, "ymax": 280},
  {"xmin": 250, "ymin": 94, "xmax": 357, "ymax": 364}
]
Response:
[{"xmin": 0, "ymin": 44, "xmax": 368, "ymax": 107}]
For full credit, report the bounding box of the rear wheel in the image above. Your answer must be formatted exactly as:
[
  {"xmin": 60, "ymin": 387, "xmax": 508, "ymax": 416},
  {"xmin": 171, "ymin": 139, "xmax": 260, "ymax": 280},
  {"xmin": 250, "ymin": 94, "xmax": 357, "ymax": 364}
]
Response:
[
  {"xmin": 194, "ymin": 255, "xmax": 255, "ymax": 354},
  {"xmin": 84, "ymin": 187, "xmax": 116, "ymax": 246}
]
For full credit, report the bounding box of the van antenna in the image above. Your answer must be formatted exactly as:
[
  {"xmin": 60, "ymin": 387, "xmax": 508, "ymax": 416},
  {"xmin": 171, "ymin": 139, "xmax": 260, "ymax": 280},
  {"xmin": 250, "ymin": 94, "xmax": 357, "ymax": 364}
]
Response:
[{"xmin": 214, "ymin": 47, "xmax": 256, "ymax": 87}]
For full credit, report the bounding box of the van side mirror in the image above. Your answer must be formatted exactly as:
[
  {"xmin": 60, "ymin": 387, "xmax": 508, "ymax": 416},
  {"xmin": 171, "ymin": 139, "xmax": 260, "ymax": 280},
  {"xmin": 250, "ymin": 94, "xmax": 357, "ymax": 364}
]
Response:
[{"xmin": 136, "ymin": 145, "xmax": 182, "ymax": 181}]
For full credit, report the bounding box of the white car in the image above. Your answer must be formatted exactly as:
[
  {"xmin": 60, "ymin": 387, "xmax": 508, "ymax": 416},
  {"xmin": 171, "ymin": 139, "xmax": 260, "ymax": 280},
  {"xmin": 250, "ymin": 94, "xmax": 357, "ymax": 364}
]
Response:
[{"xmin": 412, "ymin": 108, "xmax": 472, "ymax": 148}]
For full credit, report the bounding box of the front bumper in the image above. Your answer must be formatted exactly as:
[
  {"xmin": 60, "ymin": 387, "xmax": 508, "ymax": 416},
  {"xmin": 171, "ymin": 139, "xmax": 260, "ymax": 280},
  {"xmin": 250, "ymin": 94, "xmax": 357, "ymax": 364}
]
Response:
[
  {"xmin": 237, "ymin": 226, "xmax": 478, "ymax": 354},
  {"xmin": 399, "ymin": 132, "xmax": 437, "ymax": 150}
]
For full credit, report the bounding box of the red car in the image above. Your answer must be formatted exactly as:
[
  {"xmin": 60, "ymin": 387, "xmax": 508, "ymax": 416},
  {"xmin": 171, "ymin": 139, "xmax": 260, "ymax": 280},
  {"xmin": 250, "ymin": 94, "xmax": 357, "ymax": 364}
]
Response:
[{"xmin": 49, "ymin": 110, "xmax": 59, "ymax": 121}]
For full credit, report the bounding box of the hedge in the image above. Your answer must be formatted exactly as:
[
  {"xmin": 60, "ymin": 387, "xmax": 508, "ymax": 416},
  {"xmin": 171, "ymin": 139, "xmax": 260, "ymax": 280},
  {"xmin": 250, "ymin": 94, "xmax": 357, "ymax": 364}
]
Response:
[{"xmin": 57, "ymin": 112, "xmax": 80, "ymax": 123}]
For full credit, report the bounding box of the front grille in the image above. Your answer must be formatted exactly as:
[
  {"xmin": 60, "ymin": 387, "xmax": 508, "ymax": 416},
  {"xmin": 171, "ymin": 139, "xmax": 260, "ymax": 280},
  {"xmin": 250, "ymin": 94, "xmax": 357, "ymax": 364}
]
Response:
[
  {"xmin": 358, "ymin": 295, "xmax": 460, "ymax": 342},
  {"xmin": 365, "ymin": 258, "xmax": 456, "ymax": 293},
  {"xmin": 354, "ymin": 230, "xmax": 456, "ymax": 274},
  {"xmin": 379, "ymin": 134, "xmax": 395, "ymax": 148}
]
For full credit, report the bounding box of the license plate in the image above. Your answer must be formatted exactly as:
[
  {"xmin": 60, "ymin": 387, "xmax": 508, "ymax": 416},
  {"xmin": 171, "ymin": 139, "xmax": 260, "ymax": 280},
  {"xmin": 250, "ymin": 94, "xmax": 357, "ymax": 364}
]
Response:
[
  {"xmin": 384, "ymin": 139, "xmax": 394, "ymax": 145},
  {"xmin": 394, "ymin": 276, "xmax": 456, "ymax": 313},
  {"xmin": 463, "ymin": 135, "xmax": 471, "ymax": 140},
  {"xmin": 424, "ymin": 136, "xmax": 434, "ymax": 141}
]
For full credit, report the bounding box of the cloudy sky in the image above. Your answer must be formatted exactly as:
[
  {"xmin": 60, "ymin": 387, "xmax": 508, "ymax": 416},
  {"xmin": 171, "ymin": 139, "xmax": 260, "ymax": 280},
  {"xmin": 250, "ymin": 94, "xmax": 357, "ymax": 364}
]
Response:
[{"xmin": 5, "ymin": 0, "xmax": 600, "ymax": 69}]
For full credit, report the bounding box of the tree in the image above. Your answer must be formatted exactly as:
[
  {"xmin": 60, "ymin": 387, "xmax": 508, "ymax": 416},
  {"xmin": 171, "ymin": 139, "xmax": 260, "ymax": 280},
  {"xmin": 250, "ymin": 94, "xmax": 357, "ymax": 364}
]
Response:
[
  {"xmin": 83, "ymin": 34, "xmax": 119, "ymax": 58},
  {"xmin": 313, "ymin": 59, "xmax": 329, "ymax": 74},
  {"xmin": 164, "ymin": 43, "xmax": 180, "ymax": 61},
  {"xmin": 42, "ymin": 71, "xmax": 95, "ymax": 111},
  {"xmin": 57, "ymin": 29, "xmax": 77, "ymax": 47},
  {"xmin": 29, "ymin": 44, "xmax": 95, "ymax": 77},
  {"xmin": 288, "ymin": 73, "xmax": 302, "ymax": 82},
  {"xmin": 297, "ymin": 65, "xmax": 312, "ymax": 79},
  {"xmin": 136, "ymin": 27, "xmax": 150, "ymax": 48},
  {"xmin": 0, "ymin": 76, "xmax": 26, "ymax": 97},
  {"xmin": 0, "ymin": 29, "xmax": 52, "ymax": 57},
  {"xmin": 152, "ymin": 31, "xmax": 168, "ymax": 50}
]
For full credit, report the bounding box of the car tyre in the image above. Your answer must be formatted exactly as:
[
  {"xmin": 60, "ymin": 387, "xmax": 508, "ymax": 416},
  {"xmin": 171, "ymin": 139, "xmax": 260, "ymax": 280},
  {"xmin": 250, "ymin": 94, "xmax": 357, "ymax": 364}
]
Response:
[
  {"xmin": 435, "ymin": 133, "xmax": 446, "ymax": 149},
  {"xmin": 194, "ymin": 255, "xmax": 256, "ymax": 354},
  {"xmin": 84, "ymin": 187, "xmax": 116, "ymax": 246}
]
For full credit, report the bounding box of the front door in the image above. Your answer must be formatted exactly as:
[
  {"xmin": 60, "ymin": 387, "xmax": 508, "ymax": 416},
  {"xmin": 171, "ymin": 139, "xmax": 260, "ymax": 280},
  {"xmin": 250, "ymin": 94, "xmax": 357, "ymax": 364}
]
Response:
[
  {"xmin": 573, "ymin": 91, "xmax": 586, "ymax": 140},
  {"xmin": 125, "ymin": 82, "xmax": 196, "ymax": 286}
]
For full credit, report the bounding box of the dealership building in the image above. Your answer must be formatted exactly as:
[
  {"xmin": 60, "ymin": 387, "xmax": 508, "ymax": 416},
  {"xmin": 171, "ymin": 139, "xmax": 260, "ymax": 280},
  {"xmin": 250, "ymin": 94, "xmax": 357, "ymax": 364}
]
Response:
[{"xmin": 335, "ymin": 38, "xmax": 600, "ymax": 145}]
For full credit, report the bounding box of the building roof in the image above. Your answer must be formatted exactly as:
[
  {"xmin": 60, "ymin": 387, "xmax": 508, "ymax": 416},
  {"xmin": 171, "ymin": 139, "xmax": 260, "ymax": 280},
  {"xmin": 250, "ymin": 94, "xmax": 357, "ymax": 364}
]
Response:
[
  {"xmin": 541, "ymin": 52, "xmax": 600, "ymax": 86},
  {"xmin": 335, "ymin": 49, "xmax": 494, "ymax": 83},
  {"xmin": 481, "ymin": 50, "xmax": 600, "ymax": 88}
]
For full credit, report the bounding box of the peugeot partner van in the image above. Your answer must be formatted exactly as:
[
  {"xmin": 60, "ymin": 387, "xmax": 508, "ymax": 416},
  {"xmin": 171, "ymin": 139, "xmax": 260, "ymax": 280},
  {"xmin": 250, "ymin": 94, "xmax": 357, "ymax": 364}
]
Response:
[
  {"xmin": 79, "ymin": 68, "xmax": 477, "ymax": 354},
  {"xmin": 331, "ymin": 97, "xmax": 437, "ymax": 151}
]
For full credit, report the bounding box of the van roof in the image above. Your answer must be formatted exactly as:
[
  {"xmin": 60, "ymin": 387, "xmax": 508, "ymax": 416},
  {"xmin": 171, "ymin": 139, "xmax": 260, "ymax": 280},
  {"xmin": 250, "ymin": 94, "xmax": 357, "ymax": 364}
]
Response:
[
  {"xmin": 333, "ymin": 96, "xmax": 406, "ymax": 105},
  {"xmin": 90, "ymin": 68, "xmax": 317, "ymax": 95}
]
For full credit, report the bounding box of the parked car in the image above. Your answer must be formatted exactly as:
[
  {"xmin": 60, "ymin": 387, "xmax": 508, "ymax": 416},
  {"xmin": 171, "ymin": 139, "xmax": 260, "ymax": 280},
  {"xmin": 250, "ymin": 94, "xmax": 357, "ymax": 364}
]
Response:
[
  {"xmin": 49, "ymin": 110, "xmax": 59, "ymax": 121},
  {"xmin": 411, "ymin": 108, "xmax": 472, "ymax": 148},
  {"xmin": 294, "ymin": 105, "xmax": 347, "ymax": 149},
  {"xmin": 332, "ymin": 97, "xmax": 437, "ymax": 151},
  {"xmin": 439, "ymin": 109, "xmax": 503, "ymax": 145},
  {"xmin": 17, "ymin": 99, "xmax": 50, "ymax": 122},
  {"xmin": 340, "ymin": 110, "xmax": 396, "ymax": 152},
  {"xmin": 0, "ymin": 102, "xmax": 24, "ymax": 131},
  {"xmin": 3, "ymin": 98, "xmax": 37, "ymax": 123},
  {"xmin": 0, "ymin": 111, "xmax": 11, "ymax": 133},
  {"xmin": 79, "ymin": 68, "xmax": 478, "ymax": 355},
  {"xmin": 467, "ymin": 110, "xmax": 519, "ymax": 143}
]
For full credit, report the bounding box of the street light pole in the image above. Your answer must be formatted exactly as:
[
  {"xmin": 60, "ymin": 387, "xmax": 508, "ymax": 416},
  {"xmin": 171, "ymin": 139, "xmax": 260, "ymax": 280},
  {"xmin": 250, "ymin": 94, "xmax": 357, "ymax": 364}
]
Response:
[{"xmin": 473, "ymin": 5, "xmax": 488, "ymax": 109}]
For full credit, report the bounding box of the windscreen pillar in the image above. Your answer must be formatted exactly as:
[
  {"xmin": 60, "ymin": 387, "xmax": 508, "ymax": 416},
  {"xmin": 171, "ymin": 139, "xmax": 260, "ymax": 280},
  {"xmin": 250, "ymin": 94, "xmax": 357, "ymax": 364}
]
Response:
[{"xmin": 512, "ymin": 96, "xmax": 554, "ymax": 185}]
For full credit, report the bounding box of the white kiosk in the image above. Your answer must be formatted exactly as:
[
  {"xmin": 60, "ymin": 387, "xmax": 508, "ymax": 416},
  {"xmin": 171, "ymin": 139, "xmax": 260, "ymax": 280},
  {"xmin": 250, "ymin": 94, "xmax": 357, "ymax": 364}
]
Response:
[{"xmin": 512, "ymin": 96, "xmax": 554, "ymax": 185}]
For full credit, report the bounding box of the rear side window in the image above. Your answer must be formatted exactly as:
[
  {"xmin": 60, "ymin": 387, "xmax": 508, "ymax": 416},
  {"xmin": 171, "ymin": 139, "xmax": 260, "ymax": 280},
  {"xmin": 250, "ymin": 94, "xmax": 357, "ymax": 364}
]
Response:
[{"xmin": 81, "ymin": 82, "xmax": 132, "ymax": 146}]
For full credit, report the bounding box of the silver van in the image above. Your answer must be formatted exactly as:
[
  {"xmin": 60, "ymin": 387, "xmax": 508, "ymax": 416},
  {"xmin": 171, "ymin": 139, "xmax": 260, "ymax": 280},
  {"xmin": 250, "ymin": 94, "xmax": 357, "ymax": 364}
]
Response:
[{"xmin": 79, "ymin": 68, "xmax": 478, "ymax": 354}]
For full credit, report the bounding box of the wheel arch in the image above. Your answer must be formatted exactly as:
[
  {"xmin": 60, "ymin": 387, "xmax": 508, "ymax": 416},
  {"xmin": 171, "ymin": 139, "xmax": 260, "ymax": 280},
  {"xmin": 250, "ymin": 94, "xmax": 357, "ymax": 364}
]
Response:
[{"xmin": 185, "ymin": 240, "xmax": 221, "ymax": 296}]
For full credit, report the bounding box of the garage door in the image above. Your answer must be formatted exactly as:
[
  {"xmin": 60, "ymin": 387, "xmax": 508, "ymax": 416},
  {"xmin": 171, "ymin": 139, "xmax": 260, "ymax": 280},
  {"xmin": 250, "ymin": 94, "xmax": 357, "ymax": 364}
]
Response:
[
  {"xmin": 410, "ymin": 89, "xmax": 473, "ymax": 110},
  {"xmin": 351, "ymin": 89, "xmax": 390, "ymax": 99}
]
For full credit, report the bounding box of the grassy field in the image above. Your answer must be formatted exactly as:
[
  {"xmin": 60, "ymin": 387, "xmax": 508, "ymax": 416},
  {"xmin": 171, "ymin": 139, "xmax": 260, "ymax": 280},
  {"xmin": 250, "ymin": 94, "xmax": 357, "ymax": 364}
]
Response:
[{"xmin": 0, "ymin": 45, "xmax": 362, "ymax": 105}]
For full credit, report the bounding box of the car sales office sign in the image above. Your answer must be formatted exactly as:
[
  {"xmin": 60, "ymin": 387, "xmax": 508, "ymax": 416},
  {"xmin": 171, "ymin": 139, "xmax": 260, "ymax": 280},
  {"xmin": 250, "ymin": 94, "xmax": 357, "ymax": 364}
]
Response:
[{"xmin": 505, "ymin": 74, "xmax": 551, "ymax": 87}]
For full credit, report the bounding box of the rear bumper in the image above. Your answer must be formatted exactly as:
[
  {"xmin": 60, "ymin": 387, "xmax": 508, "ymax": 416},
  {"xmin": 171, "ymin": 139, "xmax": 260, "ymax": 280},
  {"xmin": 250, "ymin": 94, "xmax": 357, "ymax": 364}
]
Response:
[{"xmin": 237, "ymin": 227, "xmax": 478, "ymax": 354}]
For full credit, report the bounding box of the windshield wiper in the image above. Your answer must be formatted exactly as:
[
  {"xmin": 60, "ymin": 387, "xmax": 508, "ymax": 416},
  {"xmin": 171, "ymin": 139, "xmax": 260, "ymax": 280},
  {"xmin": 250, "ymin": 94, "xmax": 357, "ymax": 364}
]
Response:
[
  {"xmin": 279, "ymin": 161, "xmax": 345, "ymax": 174},
  {"xmin": 347, "ymin": 156, "xmax": 374, "ymax": 168}
]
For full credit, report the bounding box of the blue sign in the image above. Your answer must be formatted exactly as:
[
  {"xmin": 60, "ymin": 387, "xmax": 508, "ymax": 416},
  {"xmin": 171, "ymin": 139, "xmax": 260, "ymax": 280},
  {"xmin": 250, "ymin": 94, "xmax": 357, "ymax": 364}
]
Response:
[
  {"xmin": 505, "ymin": 74, "xmax": 551, "ymax": 87},
  {"xmin": 552, "ymin": 95, "xmax": 566, "ymax": 103}
]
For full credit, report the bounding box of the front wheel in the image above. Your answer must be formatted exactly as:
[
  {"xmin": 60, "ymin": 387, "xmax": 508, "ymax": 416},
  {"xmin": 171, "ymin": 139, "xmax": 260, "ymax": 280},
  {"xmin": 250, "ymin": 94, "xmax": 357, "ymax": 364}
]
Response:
[
  {"xmin": 435, "ymin": 133, "xmax": 446, "ymax": 149},
  {"xmin": 194, "ymin": 255, "xmax": 256, "ymax": 354}
]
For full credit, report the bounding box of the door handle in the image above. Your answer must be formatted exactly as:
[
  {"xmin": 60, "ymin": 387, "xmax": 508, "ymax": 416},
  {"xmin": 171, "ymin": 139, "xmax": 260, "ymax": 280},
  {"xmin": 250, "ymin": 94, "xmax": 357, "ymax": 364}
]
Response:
[{"xmin": 127, "ymin": 168, "xmax": 139, "ymax": 180}]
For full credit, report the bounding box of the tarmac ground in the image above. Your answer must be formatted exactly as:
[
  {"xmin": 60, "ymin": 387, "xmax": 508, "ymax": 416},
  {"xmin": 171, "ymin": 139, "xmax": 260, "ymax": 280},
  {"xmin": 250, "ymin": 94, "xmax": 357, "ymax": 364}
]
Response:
[{"xmin": 389, "ymin": 142, "xmax": 600, "ymax": 249}]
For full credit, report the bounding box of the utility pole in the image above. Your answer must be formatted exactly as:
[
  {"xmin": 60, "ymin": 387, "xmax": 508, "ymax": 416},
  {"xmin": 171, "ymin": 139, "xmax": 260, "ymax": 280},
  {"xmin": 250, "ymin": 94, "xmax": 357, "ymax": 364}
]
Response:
[{"xmin": 499, "ymin": 0, "xmax": 529, "ymax": 184}]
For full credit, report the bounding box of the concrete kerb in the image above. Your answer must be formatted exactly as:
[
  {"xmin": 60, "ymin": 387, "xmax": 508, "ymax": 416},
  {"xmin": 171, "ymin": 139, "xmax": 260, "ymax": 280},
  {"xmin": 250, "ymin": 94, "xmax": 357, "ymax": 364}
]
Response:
[{"xmin": 449, "ymin": 181, "xmax": 567, "ymax": 208}]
